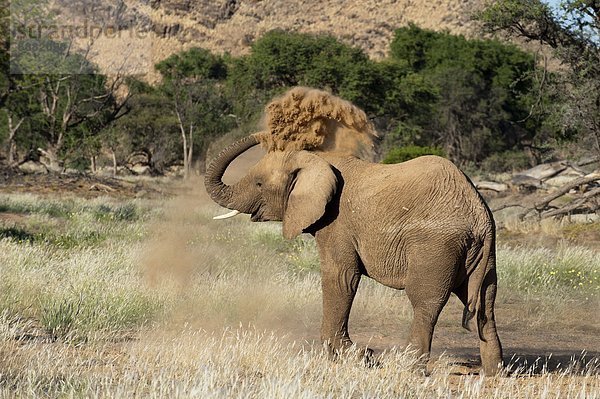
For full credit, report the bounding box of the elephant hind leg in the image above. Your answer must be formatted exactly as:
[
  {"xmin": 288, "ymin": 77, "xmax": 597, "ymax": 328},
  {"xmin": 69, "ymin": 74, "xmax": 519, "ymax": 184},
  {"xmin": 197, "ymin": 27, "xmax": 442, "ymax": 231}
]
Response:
[
  {"xmin": 453, "ymin": 271, "xmax": 503, "ymax": 375},
  {"xmin": 405, "ymin": 289, "xmax": 451, "ymax": 362},
  {"xmin": 477, "ymin": 268, "xmax": 503, "ymax": 375},
  {"xmin": 404, "ymin": 244, "xmax": 460, "ymax": 363},
  {"xmin": 405, "ymin": 264, "xmax": 454, "ymax": 365}
]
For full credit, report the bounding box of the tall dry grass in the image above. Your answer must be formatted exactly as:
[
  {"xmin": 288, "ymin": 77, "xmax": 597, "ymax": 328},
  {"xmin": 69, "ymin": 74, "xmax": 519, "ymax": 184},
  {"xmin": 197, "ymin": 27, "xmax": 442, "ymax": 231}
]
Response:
[{"xmin": 0, "ymin": 190, "xmax": 598, "ymax": 397}]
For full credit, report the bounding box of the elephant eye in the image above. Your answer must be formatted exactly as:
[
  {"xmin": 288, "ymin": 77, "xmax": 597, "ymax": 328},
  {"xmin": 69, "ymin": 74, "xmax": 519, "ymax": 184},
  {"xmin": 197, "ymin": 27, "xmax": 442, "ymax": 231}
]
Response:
[{"xmin": 256, "ymin": 181, "xmax": 262, "ymax": 188}]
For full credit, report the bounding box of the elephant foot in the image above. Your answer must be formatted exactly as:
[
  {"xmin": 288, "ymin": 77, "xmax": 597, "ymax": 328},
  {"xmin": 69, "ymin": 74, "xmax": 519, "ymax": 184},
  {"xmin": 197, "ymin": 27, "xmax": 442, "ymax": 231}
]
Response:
[
  {"xmin": 412, "ymin": 356, "xmax": 431, "ymax": 376},
  {"xmin": 322, "ymin": 341, "xmax": 377, "ymax": 367},
  {"xmin": 402, "ymin": 345, "xmax": 432, "ymax": 375},
  {"xmin": 480, "ymin": 338, "xmax": 504, "ymax": 376},
  {"xmin": 481, "ymin": 357, "xmax": 504, "ymax": 376},
  {"xmin": 360, "ymin": 347, "xmax": 379, "ymax": 368}
]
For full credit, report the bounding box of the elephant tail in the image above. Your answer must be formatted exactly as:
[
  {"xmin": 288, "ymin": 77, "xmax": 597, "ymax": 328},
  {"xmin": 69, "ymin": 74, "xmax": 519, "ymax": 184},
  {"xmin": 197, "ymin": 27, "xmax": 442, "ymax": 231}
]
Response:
[{"xmin": 461, "ymin": 229, "xmax": 495, "ymax": 341}]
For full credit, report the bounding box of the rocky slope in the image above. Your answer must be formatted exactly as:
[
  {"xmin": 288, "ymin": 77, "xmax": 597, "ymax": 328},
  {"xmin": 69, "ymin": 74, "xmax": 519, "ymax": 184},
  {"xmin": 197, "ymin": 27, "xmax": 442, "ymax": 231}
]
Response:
[
  {"xmin": 50, "ymin": 0, "xmax": 485, "ymax": 81},
  {"xmin": 143, "ymin": 0, "xmax": 482, "ymax": 59}
]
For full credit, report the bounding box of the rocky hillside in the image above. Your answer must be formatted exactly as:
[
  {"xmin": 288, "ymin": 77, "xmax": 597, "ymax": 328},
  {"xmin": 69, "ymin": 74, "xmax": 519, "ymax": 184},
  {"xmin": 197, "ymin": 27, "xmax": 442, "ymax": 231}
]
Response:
[
  {"xmin": 50, "ymin": 0, "xmax": 485, "ymax": 81},
  {"xmin": 143, "ymin": 0, "xmax": 483, "ymax": 58}
]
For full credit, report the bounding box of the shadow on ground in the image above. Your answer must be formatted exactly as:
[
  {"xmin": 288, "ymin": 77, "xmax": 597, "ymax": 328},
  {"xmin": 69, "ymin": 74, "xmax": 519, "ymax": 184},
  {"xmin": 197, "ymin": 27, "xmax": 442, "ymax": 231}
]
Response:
[{"xmin": 441, "ymin": 347, "xmax": 600, "ymax": 375}]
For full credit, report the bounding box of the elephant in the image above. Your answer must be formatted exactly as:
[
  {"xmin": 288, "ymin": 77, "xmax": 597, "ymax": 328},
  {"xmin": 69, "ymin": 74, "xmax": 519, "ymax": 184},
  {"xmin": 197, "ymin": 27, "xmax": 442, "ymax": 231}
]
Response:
[{"xmin": 204, "ymin": 134, "xmax": 504, "ymax": 375}]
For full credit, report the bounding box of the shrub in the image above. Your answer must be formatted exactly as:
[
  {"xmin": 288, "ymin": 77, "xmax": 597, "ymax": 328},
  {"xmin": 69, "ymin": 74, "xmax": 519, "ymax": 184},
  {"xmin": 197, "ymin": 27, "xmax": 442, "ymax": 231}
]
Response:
[
  {"xmin": 382, "ymin": 146, "xmax": 445, "ymax": 164},
  {"xmin": 481, "ymin": 150, "xmax": 531, "ymax": 172}
]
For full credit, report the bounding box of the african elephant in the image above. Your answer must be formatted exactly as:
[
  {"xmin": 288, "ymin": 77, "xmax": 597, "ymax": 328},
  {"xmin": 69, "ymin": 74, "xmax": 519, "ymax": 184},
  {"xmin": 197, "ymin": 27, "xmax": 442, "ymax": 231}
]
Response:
[{"xmin": 204, "ymin": 135, "xmax": 504, "ymax": 375}]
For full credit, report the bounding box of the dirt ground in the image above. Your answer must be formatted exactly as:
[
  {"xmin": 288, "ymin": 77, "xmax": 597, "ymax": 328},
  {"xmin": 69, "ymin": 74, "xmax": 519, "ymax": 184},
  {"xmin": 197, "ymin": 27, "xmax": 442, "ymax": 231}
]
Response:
[{"xmin": 363, "ymin": 299, "xmax": 600, "ymax": 375}]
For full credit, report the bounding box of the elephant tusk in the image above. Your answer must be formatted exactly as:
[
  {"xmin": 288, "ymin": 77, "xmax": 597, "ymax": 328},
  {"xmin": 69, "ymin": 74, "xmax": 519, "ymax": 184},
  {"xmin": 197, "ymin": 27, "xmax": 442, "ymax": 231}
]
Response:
[{"xmin": 213, "ymin": 209, "xmax": 241, "ymax": 220}]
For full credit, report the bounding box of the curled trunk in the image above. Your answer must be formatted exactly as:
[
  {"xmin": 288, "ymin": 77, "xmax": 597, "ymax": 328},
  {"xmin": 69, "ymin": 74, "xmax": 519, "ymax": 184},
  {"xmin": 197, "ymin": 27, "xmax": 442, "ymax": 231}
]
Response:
[{"xmin": 204, "ymin": 135, "xmax": 259, "ymax": 209}]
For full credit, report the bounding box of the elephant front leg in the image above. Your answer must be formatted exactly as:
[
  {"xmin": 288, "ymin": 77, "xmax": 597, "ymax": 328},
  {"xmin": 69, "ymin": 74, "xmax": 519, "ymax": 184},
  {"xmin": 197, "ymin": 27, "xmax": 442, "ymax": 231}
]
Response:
[{"xmin": 320, "ymin": 267, "xmax": 364, "ymax": 357}]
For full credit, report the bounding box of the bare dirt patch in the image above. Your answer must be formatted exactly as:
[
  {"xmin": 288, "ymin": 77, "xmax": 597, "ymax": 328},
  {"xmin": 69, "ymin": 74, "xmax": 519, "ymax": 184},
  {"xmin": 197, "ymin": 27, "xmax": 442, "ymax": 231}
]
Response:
[{"xmin": 0, "ymin": 165, "xmax": 169, "ymax": 199}]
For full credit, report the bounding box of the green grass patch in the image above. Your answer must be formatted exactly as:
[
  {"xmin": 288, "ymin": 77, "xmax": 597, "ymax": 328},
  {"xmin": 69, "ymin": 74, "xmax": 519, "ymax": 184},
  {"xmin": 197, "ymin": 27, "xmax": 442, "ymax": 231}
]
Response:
[
  {"xmin": 92, "ymin": 202, "xmax": 141, "ymax": 221},
  {"xmin": 0, "ymin": 239, "xmax": 171, "ymax": 342},
  {"xmin": 39, "ymin": 287, "xmax": 166, "ymax": 341},
  {"xmin": 251, "ymin": 225, "xmax": 297, "ymax": 253},
  {"xmin": 0, "ymin": 195, "xmax": 76, "ymax": 218},
  {"xmin": 0, "ymin": 194, "xmax": 151, "ymax": 223},
  {"xmin": 497, "ymin": 245, "xmax": 600, "ymax": 298},
  {"xmin": 0, "ymin": 193, "xmax": 166, "ymax": 341},
  {"xmin": 0, "ymin": 224, "xmax": 109, "ymax": 249},
  {"xmin": 0, "ymin": 194, "xmax": 151, "ymax": 249},
  {"xmin": 562, "ymin": 222, "xmax": 600, "ymax": 241}
]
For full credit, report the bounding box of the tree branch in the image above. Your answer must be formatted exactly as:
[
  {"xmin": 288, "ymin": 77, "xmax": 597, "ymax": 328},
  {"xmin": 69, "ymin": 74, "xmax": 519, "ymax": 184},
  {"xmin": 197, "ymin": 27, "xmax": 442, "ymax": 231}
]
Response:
[{"xmin": 534, "ymin": 174, "xmax": 600, "ymax": 210}]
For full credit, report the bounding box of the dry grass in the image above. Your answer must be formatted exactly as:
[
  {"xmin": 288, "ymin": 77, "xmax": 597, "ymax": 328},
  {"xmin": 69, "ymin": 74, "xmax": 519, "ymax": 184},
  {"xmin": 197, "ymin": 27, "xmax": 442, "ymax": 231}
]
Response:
[
  {"xmin": 0, "ymin": 325, "xmax": 598, "ymax": 398},
  {"xmin": 0, "ymin": 188, "xmax": 599, "ymax": 397},
  {"xmin": 493, "ymin": 205, "xmax": 600, "ymax": 249}
]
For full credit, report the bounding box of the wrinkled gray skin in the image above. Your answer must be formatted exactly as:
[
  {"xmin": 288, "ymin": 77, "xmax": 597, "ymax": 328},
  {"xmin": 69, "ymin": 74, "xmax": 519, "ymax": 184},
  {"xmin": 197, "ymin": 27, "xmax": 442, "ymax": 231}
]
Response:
[{"xmin": 205, "ymin": 135, "xmax": 503, "ymax": 375}]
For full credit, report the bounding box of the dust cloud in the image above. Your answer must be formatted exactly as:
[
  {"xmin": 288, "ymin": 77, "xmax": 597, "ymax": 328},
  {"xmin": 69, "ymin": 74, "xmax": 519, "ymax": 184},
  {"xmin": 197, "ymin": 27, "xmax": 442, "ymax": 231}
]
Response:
[
  {"xmin": 256, "ymin": 87, "xmax": 378, "ymax": 161},
  {"xmin": 140, "ymin": 181, "xmax": 203, "ymax": 288},
  {"xmin": 140, "ymin": 145, "xmax": 265, "ymax": 287},
  {"xmin": 137, "ymin": 148, "xmax": 321, "ymax": 340}
]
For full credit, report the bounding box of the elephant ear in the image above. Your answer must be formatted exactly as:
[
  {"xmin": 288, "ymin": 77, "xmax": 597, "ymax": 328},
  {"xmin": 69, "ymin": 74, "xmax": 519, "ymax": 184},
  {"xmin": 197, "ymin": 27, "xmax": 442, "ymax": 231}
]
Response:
[{"xmin": 283, "ymin": 152, "xmax": 337, "ymax": 239}]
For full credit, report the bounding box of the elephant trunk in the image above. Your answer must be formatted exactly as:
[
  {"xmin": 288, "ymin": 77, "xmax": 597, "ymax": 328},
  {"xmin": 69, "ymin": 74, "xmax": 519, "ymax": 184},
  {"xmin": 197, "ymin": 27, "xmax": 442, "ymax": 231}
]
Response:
[{"xmin": 204, "ymin": 135, "xmax": 260, "ymax": 211}]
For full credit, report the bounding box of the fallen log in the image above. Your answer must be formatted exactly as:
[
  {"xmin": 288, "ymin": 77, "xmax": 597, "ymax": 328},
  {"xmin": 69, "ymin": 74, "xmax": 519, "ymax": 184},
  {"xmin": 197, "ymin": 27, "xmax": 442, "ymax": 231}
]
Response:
[
  {"xmin": 533, "ymin": 173, "xmax": 600, "ymax": 211},
  {"xmin": 516, "ymin": 161, "xmax": 568, "ymax": 181},
  {"xmin": 541, "ymin": 187, "xmax": 600, "ymax": 218},
  {"xmin": 476, "ymin": 181, "xmax": 509, "ymax": 192},
  {"xmin": 89, "ymin": 183, "xmax": 116, "ymax": 192},
  {"xmin": 576, "ymin": 156, "xmax": 600, "ymax": 167},
  {"xmin": 516, "ymin": 172, "xmax": 600, "ymax": 220}
]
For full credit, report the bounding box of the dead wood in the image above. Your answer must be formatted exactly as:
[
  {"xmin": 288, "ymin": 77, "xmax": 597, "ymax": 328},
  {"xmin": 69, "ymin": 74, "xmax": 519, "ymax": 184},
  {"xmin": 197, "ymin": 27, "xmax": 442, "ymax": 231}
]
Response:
[
  {"xmin": 491, "ymin": 203, "xmax": 529, "ymax": 212},
  {"xmin": 517, "ymin": 174, "xmax": 600, "ymax": 220},
  {"xmin": 541, "ymin": 187, "xmax": 600, "ymax": 218},
  {"xmin": 576, "ymin": 156, "xmax": 600, "ymax": 167},
  {"xmin": 533, "ymin": 174, "xmax": 600, "ymax": 210},
  {"xmin": 89, "ymin": 183, "xmax": 116, "ymax": 192}
]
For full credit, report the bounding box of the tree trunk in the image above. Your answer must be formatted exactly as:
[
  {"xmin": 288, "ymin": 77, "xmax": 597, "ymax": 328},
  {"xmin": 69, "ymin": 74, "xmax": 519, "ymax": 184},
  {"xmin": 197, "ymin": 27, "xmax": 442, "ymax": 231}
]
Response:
[
  {"xmin": 8, "ymin": 140, "xmax": 17, "ymax": 166},
  {"xmin": 38, "ymin": 147, "xmax": 62, "ymax": 172},
  {"xmin": 176, "ymin": 109, "xmax": 190, "ymax": 179},
  {"xmin": 90, "ymin": 155, "xmax": 97, "ymax": 173},
  {"xmin": 182, "ymin": 129, "xmax": 189, "ymax": 179},
  {"xmin": 111, "ymin": 150, "xmax": 117, "ymax": 177},
  {"xmin": 187, "ymin": 123, "xmax": 194, "ymax": 178},
  {"xmin": 6, "ymin": 114, "xmax": 23, "ymax": 166}
]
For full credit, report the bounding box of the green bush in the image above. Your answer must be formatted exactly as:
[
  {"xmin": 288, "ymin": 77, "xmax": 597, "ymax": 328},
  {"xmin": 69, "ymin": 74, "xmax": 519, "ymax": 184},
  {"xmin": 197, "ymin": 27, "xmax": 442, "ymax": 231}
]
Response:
[
  {"xmin": 382, "ymin": 146, "xmax": 445, "ymax": 164},
  {"xmin": 481, "ymin": 150, "xmax": 531, "ymax": 172},
  {"xmin": 387, "ymin": 25, "xmax": 543, "ymax": 165}
]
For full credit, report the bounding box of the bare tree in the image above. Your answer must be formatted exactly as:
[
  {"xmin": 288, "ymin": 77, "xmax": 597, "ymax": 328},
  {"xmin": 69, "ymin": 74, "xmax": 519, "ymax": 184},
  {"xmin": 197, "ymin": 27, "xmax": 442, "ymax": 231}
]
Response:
[
  {"xmin": 35, "ymin": 72, "xmax": 130, "ymax": 170},
  {"xmin": 5, "ymin": 114, "xmax": 24, "ymax": 165},
  {"xmin": 175, "ymin": 106, "xmax": 194, "ymax": 179},
  {"xmin": 165, "ymin": 78, "xmax": 229, "ymax": 179}
]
